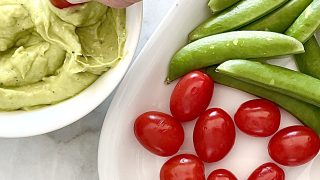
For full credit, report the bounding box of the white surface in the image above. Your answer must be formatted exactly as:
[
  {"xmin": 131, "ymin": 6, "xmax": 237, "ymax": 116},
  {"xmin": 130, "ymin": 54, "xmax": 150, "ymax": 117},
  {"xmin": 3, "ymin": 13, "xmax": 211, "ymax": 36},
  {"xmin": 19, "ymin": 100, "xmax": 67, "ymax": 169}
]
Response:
[
  {"xmin": 98, "ymin": 0, "xmax": 320, "ymax": 179},
  {"xmin": 0, "ymin": 1, "xmax": 174, "ymax": 180},
  {"xmin": 0, "ymin": 3, "xmax": 142, "ymax": 138}
]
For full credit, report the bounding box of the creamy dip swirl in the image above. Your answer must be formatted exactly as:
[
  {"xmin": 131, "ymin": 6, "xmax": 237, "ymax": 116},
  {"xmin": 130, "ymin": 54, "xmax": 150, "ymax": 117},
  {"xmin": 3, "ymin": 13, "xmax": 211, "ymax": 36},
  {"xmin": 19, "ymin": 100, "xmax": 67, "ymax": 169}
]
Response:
[{"xmin": 0, "ymin": 0, "xmax": 126, "ymax": 110}]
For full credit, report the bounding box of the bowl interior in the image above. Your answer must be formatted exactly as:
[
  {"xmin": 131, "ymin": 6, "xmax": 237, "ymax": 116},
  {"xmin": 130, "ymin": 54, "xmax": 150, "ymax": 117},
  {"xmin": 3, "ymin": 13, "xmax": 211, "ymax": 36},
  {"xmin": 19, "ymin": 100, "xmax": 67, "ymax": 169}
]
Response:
[{"xmin": 0, "ymin": 2, "xmax": 143, "ymax": 138}]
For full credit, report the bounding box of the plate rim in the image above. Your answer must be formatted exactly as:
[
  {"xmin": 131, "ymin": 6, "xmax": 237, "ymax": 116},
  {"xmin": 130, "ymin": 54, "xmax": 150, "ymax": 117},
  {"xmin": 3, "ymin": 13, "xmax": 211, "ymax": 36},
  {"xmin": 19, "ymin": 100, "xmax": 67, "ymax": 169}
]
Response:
[{"xmin": 98, "ymin": 2, "xmax": 179, "ymax": 179}]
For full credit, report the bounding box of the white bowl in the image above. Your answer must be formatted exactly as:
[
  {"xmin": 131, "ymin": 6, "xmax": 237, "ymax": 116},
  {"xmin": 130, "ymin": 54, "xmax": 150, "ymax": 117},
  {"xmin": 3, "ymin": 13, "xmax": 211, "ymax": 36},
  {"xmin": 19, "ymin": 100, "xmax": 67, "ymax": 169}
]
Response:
[
  {"xmin": 98, "ymin": 0, "xmax": 320, "ymax": 179},
  {"xmin": 0, "ymin": 2, "xmax": 143, "ymax": 138}
]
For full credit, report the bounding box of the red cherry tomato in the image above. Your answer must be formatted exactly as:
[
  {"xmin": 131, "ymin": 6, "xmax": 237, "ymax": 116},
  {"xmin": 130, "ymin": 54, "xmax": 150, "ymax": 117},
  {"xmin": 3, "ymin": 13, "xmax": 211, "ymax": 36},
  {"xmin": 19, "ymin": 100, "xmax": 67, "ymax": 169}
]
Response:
[
  {"xmin": 234, "ymin": 99, "xmax": 280, "ymax": 137},
  {"xmin": 160, "ymin": 154, "xmax": 205, "ymax": 180},
  {"xmin": 50, "ymin": 0, "xmax": 78, "ymax": 9},
  {"xmin": 193, "ymin": 108, "xmax": 236, "ymax": 163},
  {"xmin": 207, "ymin": 169, "xmax": 237, "ymax": 180},
  {"xmin": 268, "ymin": 125, "xmax": 320, "ymax": 166},
  {"xmin": 134, "ymin": 111, "xmax": 184, "ymax": 157},
  {"xmin": 248, "ymin": 162, "xmax": 285, "ymax": 180},
  {"xmin": 170, "ymin": 71, "xmax": 214, "ymax": 122}
]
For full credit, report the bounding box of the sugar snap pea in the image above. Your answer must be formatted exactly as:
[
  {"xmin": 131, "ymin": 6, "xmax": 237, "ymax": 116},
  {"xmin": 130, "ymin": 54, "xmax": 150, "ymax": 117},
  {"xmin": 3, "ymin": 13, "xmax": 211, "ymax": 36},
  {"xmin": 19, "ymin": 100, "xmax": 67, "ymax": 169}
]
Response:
[
  {"xmin": 189, "ymin": 0, "xmax": 289, "ymax": 42},
  {"xmin": 206, "ymin": 67, "xmax": 320, "ymax": 134},
  {"xmin": 166, "ymin": 31, "xmax": 304, "ymax": 82},
  {"xmin": 295, "ymin": 36, "xmax": 320, "ymax": 79},
  {"xmin": 208, "ymin": 0, "xmax": 241, "ymax": 14},
  {"xmin": 285, "ymin": 0, "xmax": 320, "ymax": 43},
  {"xmin": 241, "ymin": 0, "xmax": 312, "ymax": 33},
  {"xmin": 217, "ymin": 60, "xmax": 320, "ymax": 107}
]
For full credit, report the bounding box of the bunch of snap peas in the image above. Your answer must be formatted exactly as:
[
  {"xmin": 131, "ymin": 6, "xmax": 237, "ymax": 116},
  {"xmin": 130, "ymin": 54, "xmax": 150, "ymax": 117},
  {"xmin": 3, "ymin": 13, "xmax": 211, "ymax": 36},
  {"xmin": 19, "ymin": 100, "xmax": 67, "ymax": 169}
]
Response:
[{"xmin": 166, "ymin": 0, "xmax": 320, "ymax": 133}]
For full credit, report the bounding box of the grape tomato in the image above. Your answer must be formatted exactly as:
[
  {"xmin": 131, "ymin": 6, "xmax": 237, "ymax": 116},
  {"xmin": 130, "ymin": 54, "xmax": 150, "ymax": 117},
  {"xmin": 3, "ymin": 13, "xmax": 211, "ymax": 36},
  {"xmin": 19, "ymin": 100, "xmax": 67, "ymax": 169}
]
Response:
[
  {"xmin": 134, "ymin": 111, "xmax": 184, "ymax": 157},
  {"xmin": 170, "ymin": 71, "xmax": 214, "ymax": 122},
  {"xmin": 235, "ymin": 99, "xmax": 280, "ymax": 137}
]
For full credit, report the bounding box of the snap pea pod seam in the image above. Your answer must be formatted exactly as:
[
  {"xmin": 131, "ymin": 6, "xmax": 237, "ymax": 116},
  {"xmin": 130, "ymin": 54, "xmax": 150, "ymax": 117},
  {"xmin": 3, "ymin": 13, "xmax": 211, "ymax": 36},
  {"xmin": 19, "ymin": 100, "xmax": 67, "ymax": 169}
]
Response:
[
  {"xmin": 216, "ymin": 60, "xmax": 320, "ymax": 107},
  {"xmin": 241, "ymin": 0, "xmax": 312, "ymax": 33},
  {"xmin": 208, "ymin": 0, "xmax": 241, "ymax": 14},
  {"xmin": 285, "ymin": 0, "xmax": 320, "ymax": 43},
  {"xmin": 189, "ymin": 0, "xmax": 289, "ymax": 42},
  {"xmin": 167, "ymin": 31, "xmax": 304, "ymax": 82},
  {"xmin": 207, "ymin": 67, "xmax": 320, "ymax": 134},
  {"xmin": 294, "ymin": 36, "xmax": 320, "ymax": 79}
]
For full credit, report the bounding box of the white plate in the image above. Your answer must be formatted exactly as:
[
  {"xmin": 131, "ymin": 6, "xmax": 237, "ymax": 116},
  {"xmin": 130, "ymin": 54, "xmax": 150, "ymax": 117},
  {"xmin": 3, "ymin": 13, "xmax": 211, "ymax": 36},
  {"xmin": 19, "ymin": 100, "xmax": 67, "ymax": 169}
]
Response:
[
  {"xmin": 98, "ymin": 0, "xmax": 319, "ymax": 179},
  {"xmin": 0, "ymin": 3, "xmax": 143, "ymax": 138}
]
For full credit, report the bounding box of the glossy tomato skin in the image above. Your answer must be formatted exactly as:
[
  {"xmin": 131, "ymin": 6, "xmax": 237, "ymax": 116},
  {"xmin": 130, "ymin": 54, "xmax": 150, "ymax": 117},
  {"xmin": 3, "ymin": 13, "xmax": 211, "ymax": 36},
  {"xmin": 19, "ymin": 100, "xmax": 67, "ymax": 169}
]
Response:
[
  {"xmin": 193, "ymin": 108, "xmax": 236, "ymax": 163},
  {"xmin": 235, "ymin": 99, "xmax": 280, "ymax": 137},
  {"xmin": 134, "ymin": 111, "xmax": 184, "ymax": 157},
  {"xmin": 207, "ymin": 169, "xmax": 237, "ymax": 180},
  {"xmin": 268, "ymin": 125, "xmax": 320, "ymax": 166},
  {"xmin": 50, "ymin": 0, "xmax": 77, "ymax": 9},
  {"xmin": 160, "ymin": 154, "xmax": 205, "ymax": 180},
  {"xmin": 248, "ymin": 162, "xmax": 285, "ymax": 180},
  {"xmin": 170, "ymin": 71, "xmax": 214, "ymax": 122}
]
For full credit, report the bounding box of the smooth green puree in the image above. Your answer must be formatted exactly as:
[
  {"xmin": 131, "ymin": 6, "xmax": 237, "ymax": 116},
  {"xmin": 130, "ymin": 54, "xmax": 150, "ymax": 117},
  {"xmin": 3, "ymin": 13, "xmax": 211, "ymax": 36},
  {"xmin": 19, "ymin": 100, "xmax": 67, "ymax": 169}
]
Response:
[{"xmin": 0, "ymin": 0, "xmax": 126, "ymax": 110}]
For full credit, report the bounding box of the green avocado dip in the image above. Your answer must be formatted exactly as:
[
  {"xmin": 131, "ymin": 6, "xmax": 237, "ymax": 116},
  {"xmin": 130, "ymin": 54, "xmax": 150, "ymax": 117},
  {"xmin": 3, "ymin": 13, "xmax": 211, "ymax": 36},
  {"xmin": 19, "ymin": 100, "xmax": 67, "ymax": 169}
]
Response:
[{"xmin": 0, "ymin": 0, "xmax": 126, "ymax": 110}]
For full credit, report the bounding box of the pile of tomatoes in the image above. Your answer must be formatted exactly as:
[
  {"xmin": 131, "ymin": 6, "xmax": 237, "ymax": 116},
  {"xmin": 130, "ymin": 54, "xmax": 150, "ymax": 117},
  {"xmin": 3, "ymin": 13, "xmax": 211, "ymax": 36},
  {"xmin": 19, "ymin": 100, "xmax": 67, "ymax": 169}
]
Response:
[{"xmin": 134, "ymin": 71, "xmax": 320, "ymax": 180}]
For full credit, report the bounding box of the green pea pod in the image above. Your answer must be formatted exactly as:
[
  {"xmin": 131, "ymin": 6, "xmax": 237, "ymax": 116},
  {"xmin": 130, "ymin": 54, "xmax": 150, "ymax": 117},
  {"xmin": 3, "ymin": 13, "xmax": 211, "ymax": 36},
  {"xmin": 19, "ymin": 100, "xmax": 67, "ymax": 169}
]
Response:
[
  {"xmin": 241, "ymin": 0, "xmax": 312, "ymax": 33},
  {"xmin": 285, "ymin": 0, "xmax": 320, "ymax": 43},
  {"xmin": 216, "ymin": 60, "xmax": 320, "ymax": 107},
  {"xmin": 295, "ymin": 36, "xmax": 320, "ymax": 79},
  {"xmin": 166, "ymin": 31, "xmax": 304, "ymax": 82},
  {"xmin": 206, "ymin": 67, "xmax": 320, "ymax": 134},
  {"xmin": 189, "ymin": 0, "xmax": 288, "ymax": 42},
  {"xmin": 208, "ymin": 0, "xmax": 241, "ymax": 14}
]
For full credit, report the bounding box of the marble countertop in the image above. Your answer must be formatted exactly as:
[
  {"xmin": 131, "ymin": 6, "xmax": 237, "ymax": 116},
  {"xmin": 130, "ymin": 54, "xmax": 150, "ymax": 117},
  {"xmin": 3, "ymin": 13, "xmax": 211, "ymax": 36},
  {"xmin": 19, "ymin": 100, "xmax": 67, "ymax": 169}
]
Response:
[{"xmin": 0, "ymin": 1, "xmax": 175, "ymax": 179}]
